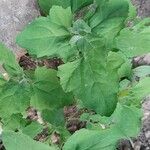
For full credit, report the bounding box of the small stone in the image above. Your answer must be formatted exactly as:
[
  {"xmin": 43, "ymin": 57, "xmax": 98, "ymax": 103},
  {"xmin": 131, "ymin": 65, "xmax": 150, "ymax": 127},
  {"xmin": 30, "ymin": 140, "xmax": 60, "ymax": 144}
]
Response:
[
  {"xmin": 51, "ymin": 132, "xmax": 61, "ymax": 144},
  {"xmin": 145, "ymin": 131, "xmax": 150, "ymax": 139}
]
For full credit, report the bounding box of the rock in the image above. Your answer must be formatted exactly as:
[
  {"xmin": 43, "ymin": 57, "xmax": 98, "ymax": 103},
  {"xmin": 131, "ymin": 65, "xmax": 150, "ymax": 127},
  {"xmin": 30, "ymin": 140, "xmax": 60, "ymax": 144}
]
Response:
[
  {"xmin": 132, "ymin": 0, "xmax": 150, "ymax": 68},
  {"xmin": 132, "ymin": 0, "xmax": 150, "ymax": 17},
  {"xmin": 0, "ymin": 0, "xmax": 40, "ymax": 54},
  {"xmin": 133, "ymin": 54, "xmax": 150, "ymax": 68}
]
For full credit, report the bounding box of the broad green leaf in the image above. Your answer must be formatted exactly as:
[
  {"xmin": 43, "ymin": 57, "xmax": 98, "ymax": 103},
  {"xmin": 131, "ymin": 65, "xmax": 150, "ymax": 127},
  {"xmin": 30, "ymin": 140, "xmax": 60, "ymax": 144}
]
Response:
[
  {"xmin": 131, "ymin": 77, "xmax": 150, "ymax": 100},
  {"xmin": 83, "ymin": 3, "xmax": 97, "ymax": 21},
  {"xmin": 114, "ymin": 19, "xmax": 150, "ymax": 57},
  {"xmin": 119, "ymin": 79, "xmax": 131, "ymax": 91},
  {"xmin": 38, "ymin": 0, "xmax": 71, "ymax": 16},
  {"xmin": 71, "ymin": 0, "xmax": 93, "ymax": 12},
  {"xmin": 81, "ymin": 100, "xmax": 141, "ymax": 137},
  {"xmin": 63, "ymin": 128, "xmax": 118, "ymax": 150},
  {"xmin": 49, "ymin": 6, "xmax": 72, "ymax": 28},
  {"xmin": 0, "ymin": 82, "xmax": 31, "ymax": 119},
  {"xmin": 93, "ymin": 18, "xmax": 125, "ymax": 49},
  {"xmin": 58, "ymin": 59, "xmax": 81, "ymax": 92},
  {"xmin": 2, "ymin": 131, "xmax": 56, "ymax": 150},
  {"xmin": 114, "ymin": 52, "xmax": 132, "ymax": 80},
  {"xmin": 133, "ymin": 66, "xmax": 150, "ymax": 78},
  {"xmin": 117, "ymin": 51, "xmax": 132, "ymax": 79},
  {"xmin": 22, "ymin": 122, "xmax": 43, "ymax": 138},
  {"xmin": 0, "ymin": 43, "xmax": 23, "ymax": 76},
  {"xmin": 38, "ymin": 0, "xmax": 93, "ymax": 15},
  {"xmin": 58, "ymin": 38, "xmax": 124, "ymax": 116},
  {"xmin": 119, "ymin": 77, "xmax": 150, "ymax": 106},
  {"xmin": 90, "ymin": 0, "xmax": 129, "ymax": 29},
  {"xmin": 16, "ymin": 17, "xmax": 69, "ymax": 55},
  {"xmin": 3, "ymin": 115, "xmax": 43, "ymax": 138},
  {"xmin": 71, "ymin": 19, "xmax": 91, "ymax": 35},
  {"xmin": 125, "ymin": 0, "xmax": 136, "ymax": 19},
  {"xmin": 118, "ymin": 61, "xmax": 132, "ymax": 79},
  {"xmin": 3, "ymin": 114, "xmax": 27, "ymax": 131},
  {"xmin": 132, "ymin": 18, "xmax": 150, "ymax": 30},
  {"xmin": 42, "ymin": 108, "xmax": 65, "ymax": 126},
  {"xmin": 80, "ymin": 113, "xmax": 110, "ymax": 127},
  {"xmin": 110, "ymin": 104, "xmax": 142, "ymax": 137},
  {"xmin": 63, "ymin": 104, "xmax": 141, "ymax": 150},
  {"xmin": 31, "ymin": 67, "xmax": 73, "ymax": 111},
  {"xmin": 16, "ymin": 11, "xmax": 74, "ymax": 61},
  {"xmin": 89, "ymin": 0, "xmax": 129, "ymax": 49}
]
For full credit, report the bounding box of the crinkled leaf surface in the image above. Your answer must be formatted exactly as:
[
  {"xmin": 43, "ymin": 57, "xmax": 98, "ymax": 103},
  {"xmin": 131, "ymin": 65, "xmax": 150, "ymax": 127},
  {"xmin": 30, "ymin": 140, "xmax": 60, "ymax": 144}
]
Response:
[
  {"xmin": 132, "ymin": 18, "xmax": 150, "ymax": 30},
  {"xmin": 119, "ymin": 77, "xmax": 150, "ymax": 106},
  {"xmin": 110, "ymin": 104, "xmax": 142, "ymax": 137},
  {"xmin": 0, "ymin": 43, "xmax": 23, "ymax": 76},
  {"xmin": 133, "ymin": 66, "xmax": 150, "ymax": 78},
  {"xmin": 49, "ymin": 6, "xmax": 72, "ymax": 28},
  {"xmin": 17, "ymin": 6, "xmax": 74, "ymax": 61},
  {"xmin": 63, "ymin": 104, "xmax": 141, "ymax": 150},
  {"xmin": 93, "ymin": 18, "xmax": 125, "ymax": 49},
  {"xmin": 117, "ymin": 52, "xmax": 132, "ymax": 79},
  {"xmin": 131, "ymin": 77, "xmax": 150, "ymax": 100},
  {"xmin": 58, "ymin": 38, "xmax": 124, "ymax": 116},
  {"xmin": 118, "ymin": 60, "xmax": 132, "ymax": 79},
  {"xmin": 89, "ymin": 0, "xmax": 136, "ymax": 49},
  {"xmin": 2, "ymin": 131, "xmax": 56, "ymax": 150},
  {"xmin": 90, "ymin": 0, "xmax": 129, "ymax": 29},
  {"xmin": 0, "ymin": 82, "xmax": 31, "ymax": 119},
  {"xmin": 38, "ymin": 0, "xmax": 71, "ymax": 15},
  {"xmin": 31, "ymin": 67, "xmax": 73, "ymax": 111},
  {"xmin": 42, "ymin": 108, "xmax": 65, "ymax": 126},
  {"xmin": 22, "ymin": 122, "xmax": 43, "ymax": 138},
  {"xmin": 119, "ymin": 79, "xmax": 131, "ymax": 92},
  {"xmin": 38, "ymin": 0, "xmax": 93, "ymax": 15},
  {"xmin": 3, "ymin": 114, "xmax": 27, "ymax": 131},
  {"xmin": 125, "ymin": 0, "xmax": 136, "ymax": 19},
  {"xmin": 90, "ymin": 0, "xmax": 129, "ymax": 49},
  {"xmin": 115, "ymin": 18, "xmax": 150, "ymax": 57},
  {"xmin": 3, "ymin": 115, "xmax": 43, "ymax": 138},
  {"xmin": 71, "ymin": 0, "xmax": 93, "ymax": 12},
  {"xmin": 63, "ymin": 128, "xmax": 118, "ymax": 150},
  {"xmin": 71, "ymin": 19, "xmax": 91, "ymax": 35}
]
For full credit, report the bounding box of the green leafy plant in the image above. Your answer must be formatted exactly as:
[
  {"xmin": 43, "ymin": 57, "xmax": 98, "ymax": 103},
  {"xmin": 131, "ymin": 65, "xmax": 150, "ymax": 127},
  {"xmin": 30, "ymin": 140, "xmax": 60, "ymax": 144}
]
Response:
[{"xmin": 0, "ymin": 0, "xmax": 150, "ymax": 149}]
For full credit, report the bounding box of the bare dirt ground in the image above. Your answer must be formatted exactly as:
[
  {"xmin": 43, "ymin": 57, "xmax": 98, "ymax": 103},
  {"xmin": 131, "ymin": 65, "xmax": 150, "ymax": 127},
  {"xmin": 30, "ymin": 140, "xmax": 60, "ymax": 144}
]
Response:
[{"xmin": 133, "ymin": 0, "xmax": 150, "ymax": 17}]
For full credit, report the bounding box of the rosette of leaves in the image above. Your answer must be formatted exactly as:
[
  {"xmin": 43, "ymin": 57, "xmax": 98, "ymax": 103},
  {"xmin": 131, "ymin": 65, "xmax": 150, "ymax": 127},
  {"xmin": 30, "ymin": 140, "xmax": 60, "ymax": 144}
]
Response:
[
  {"xmin": 17, "ymin": 0, "xmax": 150, "ymax": 115},
  {"xmin": 1, "ymin": 0, "xmax": 150, "ymax": 149}
]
